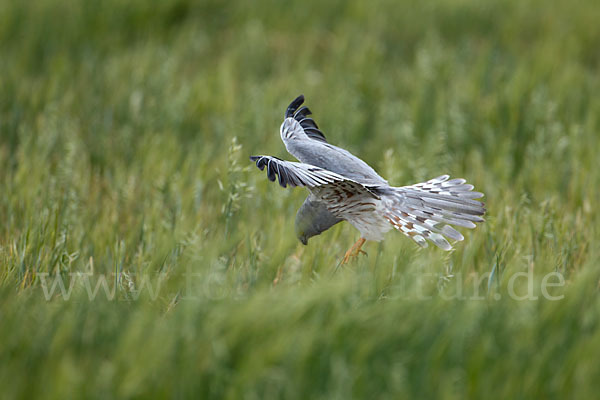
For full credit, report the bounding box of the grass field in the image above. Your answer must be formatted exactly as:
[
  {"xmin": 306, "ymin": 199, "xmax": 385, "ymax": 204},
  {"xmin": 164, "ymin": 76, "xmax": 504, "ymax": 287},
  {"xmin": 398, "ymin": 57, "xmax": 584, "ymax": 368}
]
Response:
[{"xmin": 1, "ymin": 0, "xmax": 600, "ymax": 398}]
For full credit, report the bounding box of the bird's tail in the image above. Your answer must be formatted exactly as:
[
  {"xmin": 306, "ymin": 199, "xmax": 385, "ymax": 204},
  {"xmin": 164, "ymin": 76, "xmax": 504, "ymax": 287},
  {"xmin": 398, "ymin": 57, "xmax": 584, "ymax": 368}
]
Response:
[{"xmin": 381, "ymin": 175, "xmax": 486, "ymax": 250}]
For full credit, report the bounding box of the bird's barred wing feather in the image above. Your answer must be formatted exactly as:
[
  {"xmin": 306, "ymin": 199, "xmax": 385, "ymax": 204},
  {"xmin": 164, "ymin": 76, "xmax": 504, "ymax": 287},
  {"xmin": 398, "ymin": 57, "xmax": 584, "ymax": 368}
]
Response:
[
  {"xmin": 250, "ymin": 155, "xmax": 340, "ymax": 188},
  {"xmin": 383, "ymin": 175, "xmax": 486, "ymax": 250},
  {"xmin": 250, "ymin": 156, "xmax": 379, "ymax": 200}
]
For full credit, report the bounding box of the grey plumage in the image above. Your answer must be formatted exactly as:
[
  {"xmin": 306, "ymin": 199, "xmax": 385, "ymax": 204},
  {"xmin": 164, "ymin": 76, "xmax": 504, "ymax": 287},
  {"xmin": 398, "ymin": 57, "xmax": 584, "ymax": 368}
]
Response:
[
  {"xmin": 249, "ymin": 155, "xmax": 350, "ymax": 188},
  {"xmin": 281, "ymin": 96, "xmax": 387, "ymax": 186},
  {"xmin": 251, "ymin": 95, "xmax": 486, "ymax": 250},
  {"xmin": 295, "ymin": 195, "xmax": 343, "ymax": 245}
]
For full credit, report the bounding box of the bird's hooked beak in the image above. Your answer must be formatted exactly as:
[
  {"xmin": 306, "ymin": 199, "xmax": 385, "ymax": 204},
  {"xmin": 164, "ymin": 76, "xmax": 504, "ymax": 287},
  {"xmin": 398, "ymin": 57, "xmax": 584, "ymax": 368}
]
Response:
[{"xmin": 299, "ymin": 235, "xmax": 308, "ymax": 245}]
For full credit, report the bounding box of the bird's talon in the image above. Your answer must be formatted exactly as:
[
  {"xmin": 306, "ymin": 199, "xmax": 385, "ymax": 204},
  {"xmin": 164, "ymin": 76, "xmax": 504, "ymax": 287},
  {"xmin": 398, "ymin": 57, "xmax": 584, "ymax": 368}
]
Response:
[{"xmin": 339, "ymin": 237, "xmax": 367, "ymax": 264}]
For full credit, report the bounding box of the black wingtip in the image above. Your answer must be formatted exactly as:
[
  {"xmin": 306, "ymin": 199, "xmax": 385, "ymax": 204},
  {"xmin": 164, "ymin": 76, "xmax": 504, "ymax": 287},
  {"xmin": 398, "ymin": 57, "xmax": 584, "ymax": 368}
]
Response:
[
  {"xmin": 283, "ymin": 95, "xmax": 328, "ymax": 143},
  {"xmin": 249, "ymin": 155, "xmax": 266, "ymax": 171},
  {"xmin": 285, "ymin": 94, "xmax": 305, "ymax": 118}
]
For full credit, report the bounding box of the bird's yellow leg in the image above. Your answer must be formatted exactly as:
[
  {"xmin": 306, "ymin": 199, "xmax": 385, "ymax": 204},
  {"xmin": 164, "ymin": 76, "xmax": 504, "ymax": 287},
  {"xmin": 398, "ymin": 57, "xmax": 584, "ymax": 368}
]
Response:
[{"xmin": 341, "ymin": 237, "xmax": 367, "ymax": 264}]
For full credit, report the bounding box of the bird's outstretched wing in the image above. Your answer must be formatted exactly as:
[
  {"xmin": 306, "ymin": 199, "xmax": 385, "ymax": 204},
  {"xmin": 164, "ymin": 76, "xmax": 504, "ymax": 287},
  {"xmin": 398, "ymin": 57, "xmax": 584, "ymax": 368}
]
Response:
[
  {"xmin": 250, "ymin": 156, "xmax": 379, "ymax": 199},
  {"xmin": 280, "ymin": 95, "xmax": 388, "ymax": 186},
  {"xmin": 284, "ymin": 95, "xmax": 327, "ymax": 143},
  {"xmin": 250, "ymin": 155, "xmax": 347, "ymax": 188}
]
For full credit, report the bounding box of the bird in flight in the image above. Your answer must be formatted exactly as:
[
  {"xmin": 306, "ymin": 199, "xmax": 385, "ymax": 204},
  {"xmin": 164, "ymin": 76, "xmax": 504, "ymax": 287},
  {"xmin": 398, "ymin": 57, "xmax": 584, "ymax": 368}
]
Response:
[{"xmin": 250, "ymin": 95, "xmax": 485, "ymax": 263}]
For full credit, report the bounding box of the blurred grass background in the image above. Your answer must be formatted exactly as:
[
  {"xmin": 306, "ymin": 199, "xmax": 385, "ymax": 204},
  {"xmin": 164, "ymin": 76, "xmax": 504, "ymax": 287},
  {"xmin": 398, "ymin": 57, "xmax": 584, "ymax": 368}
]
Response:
[{"xmin": 1, "ymin": 0, "xmax": 600, "ymax": 398}]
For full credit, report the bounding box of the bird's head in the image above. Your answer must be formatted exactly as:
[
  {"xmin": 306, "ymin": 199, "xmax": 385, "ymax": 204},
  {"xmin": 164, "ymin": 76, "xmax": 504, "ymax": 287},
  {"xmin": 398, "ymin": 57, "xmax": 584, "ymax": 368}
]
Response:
[
  {"xmin": 294, "ymin": 207, "xmax": 314, "ymax": 245},
  {"xmin": 295, "ymin": 197, "xmax": 342, "ymax": 245}
]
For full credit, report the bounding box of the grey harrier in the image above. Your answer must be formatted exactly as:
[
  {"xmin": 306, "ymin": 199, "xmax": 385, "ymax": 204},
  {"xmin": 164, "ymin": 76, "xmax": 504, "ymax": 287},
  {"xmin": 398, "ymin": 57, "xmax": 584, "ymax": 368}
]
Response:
[{"xmin": 251, "ymin": 95, "xmax": 485, "ymax": 262}]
